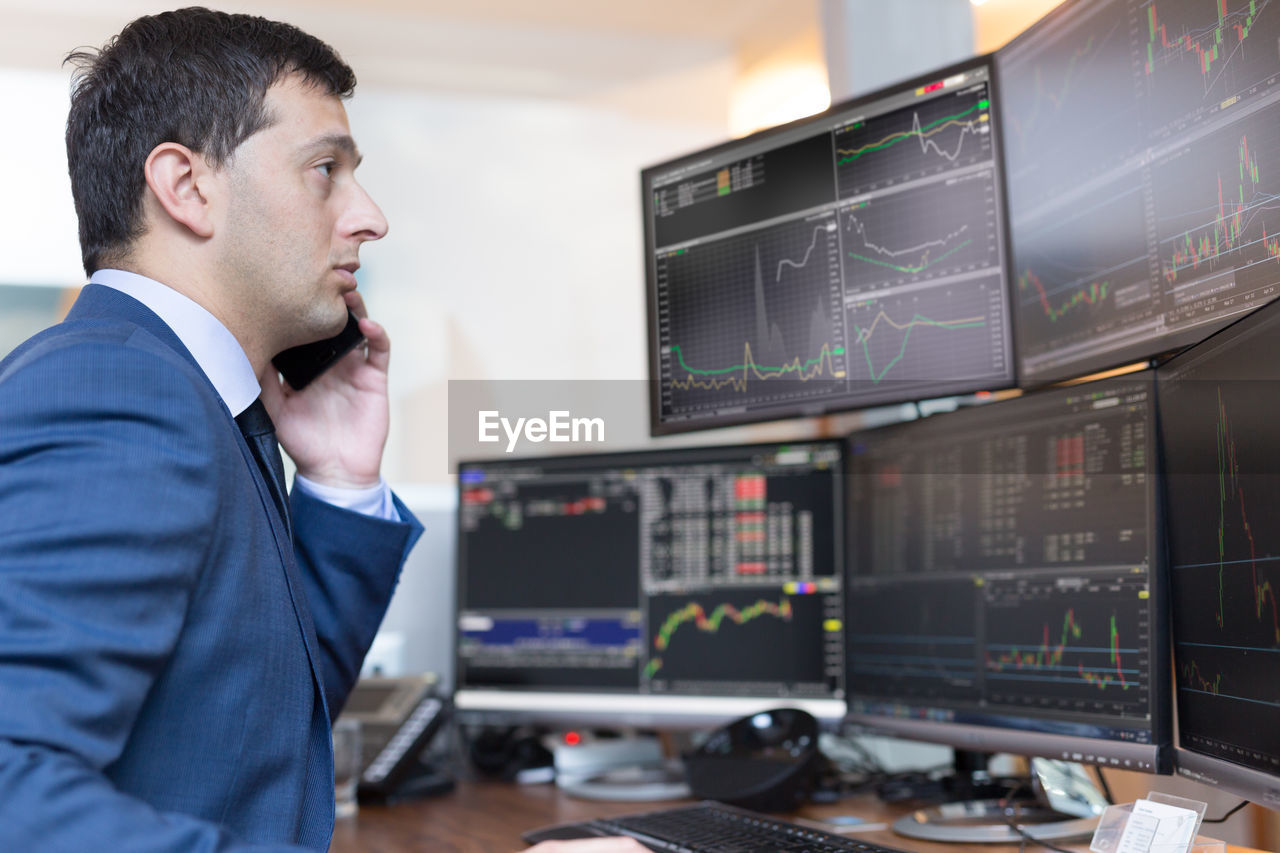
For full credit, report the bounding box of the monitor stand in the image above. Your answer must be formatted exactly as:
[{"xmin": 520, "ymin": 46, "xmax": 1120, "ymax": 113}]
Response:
[
  {"xmin": 553, "ymin": 736, "xmax": 691, "ymax": 802},
  {"xmin": 885, "ymin": 751, "xmax": 1104, "ymax": 844}
]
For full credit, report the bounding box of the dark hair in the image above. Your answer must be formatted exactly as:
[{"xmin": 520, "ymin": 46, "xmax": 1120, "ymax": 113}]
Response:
[{"xmin": 65, "ymin": 7, "xmax": 356, "ymax": 276}]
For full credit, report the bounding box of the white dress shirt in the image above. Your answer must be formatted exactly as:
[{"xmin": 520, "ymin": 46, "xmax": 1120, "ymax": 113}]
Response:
[{"xmin": 91, "ymin": 269, "xmax": 396, "ymax": 520}]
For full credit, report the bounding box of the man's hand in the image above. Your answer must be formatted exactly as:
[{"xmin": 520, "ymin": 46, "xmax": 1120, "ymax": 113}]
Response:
[
  {"xmin": 525, "ymin": 839, "xmax": 649, "ymax": 852},
  {"xmin": 261, "ymin": 290, "xmax": 390, "ymax": 489}
]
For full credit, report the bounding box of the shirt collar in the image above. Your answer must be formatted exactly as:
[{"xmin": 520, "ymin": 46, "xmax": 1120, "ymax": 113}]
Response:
[{"xmin": 90, "ymin": 269, "xmax": 260, "ymax": 417}]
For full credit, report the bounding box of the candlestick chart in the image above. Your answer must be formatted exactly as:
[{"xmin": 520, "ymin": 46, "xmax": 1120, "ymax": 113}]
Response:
[
  {"xmin": 982, "ymin": 575, "xmax": 1150, "ymax": 715},
  {"xmin": 1152, "ymin": 116, "xmax": 1280, "ymax": 332},
  {"xmin": 1012, "ymin": 176, "xmax": 1157, "ymax": 380},
  {"xmin": 1142, "ymin": 0, "xmax": 1280, "ymax": 128},
  {"xmin": 1019, "ymin": 271, "xmax": 1111, "ymax": 325},
  {"xmin": 1161, "ymin": 333, "xmax": 1280, "ymax": 774}
]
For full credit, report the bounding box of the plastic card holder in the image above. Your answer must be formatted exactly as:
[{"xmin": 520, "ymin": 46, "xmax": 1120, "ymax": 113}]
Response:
[{"xmin": 1090, "ymin": 792, "xmax": 1223, "ymax": 853}]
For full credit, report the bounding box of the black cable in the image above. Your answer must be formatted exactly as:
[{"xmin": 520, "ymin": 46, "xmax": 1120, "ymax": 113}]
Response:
[
  {"xmin": 826, "ymin": 729, "xmax": 888, "ymax": 776},
  {"xmin": 997, "ymin": 818, "xmax": 1077, "ymax": 853},
  {"xmin": 842, "ymin": 738, "xmax": 886, "ymax": 775},
  {"xmin": 831, "ymin": 770, "xmax": 888, "ymax": 799},
  {"xmin": 996, "ymin": 783, "xmax": 1078, "ymax": 853},
  {"xmin": 1201, "ymin": 799, "xmax": 1249, "ymax": 823},
  {"xmin": 1094, "ymin": 766, "xmax": 1115, "ymax": 805}
]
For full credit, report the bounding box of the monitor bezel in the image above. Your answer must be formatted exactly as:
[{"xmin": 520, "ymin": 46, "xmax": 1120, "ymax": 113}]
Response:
[
  {"xmin": 841, "ymin": 375, "xmax": 1172, "ymax": 773},
  {"xmin": 452, "ymin": 439, "xmax": 849, "ymax": 729},
  {"xmin": 452, "ymin": 691, "xmax": 847, "ymax": 731},
  {"xmin": 641, "ymin": 53, "xmax": 1017, "ymax": 437},
  {"xmin": 1173, "ymin": 750, "xmax": 1280, "ymax": 812}
]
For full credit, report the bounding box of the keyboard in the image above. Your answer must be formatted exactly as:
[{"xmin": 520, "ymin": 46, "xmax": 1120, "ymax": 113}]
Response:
[{"xmin": 523, "ymin": 801, "xmax": 915, "ymax": 852}]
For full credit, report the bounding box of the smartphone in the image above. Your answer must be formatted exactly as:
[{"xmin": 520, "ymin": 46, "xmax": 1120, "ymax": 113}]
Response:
[{"xmin": 272, "ymin": 310, "xmax": 365, "ymax": 390}]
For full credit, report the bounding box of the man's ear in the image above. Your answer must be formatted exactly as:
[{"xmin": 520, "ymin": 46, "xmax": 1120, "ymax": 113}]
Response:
[{"xmin": 143, "ymin": 142, "xmax": 216, "ymax": 239}]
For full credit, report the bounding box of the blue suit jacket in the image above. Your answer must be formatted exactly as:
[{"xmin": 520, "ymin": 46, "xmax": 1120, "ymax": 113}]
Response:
[{"xmin": 0, "ymin": 285, "xmax": 423, "ymax": 851}]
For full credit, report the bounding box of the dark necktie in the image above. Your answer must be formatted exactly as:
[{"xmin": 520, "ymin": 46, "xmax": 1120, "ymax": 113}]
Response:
[{"xmin": 235, "ymin": 398, "xmax": 291, "ymax": 535}]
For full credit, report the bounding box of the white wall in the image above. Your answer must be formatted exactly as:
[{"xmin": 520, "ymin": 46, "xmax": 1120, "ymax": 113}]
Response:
[
  {"xmin": 344, "ymin": 85, "xmax": 731, "ymax": 483},
  {"xmin": 369, "ymin": 484, "xmax": 458, "ymax": 686},
  {"xmin": 0, "ymin": 68, "xmax": 82, "ymax": 288}
]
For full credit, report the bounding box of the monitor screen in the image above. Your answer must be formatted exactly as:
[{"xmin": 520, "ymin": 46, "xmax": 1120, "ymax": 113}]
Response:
[
  {"xmin": 453, "ymin": 441, "xmax": 846, "ymax": 728},
  {"xmin": 999, "ymin": 0, "xmax": 1280, "ymax": 384},
  {"xmin": 844, "ymin": 375, "xmax": 1169, "ymax": 771},
  {"xmin": 642, "ymin": 56, "xmax": 1015, "ymax": 435},
  {"xmin": 1157, "ymin": 298, "xmax": 1280, "ymax": 809}
]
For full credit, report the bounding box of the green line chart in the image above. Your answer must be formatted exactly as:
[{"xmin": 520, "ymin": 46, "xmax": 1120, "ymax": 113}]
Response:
[
  {"xmin": 851, "ymin": 308, "xmax": 986, "ymax": 384},
  {"xmin": 840, "ymin": 169, "xmax": 1001, "ymax": 291},
  {"xmin": 655, "ymin": 213, "xmax": 849, "ymax": 420},
  {"xmin": 835, "ymin": 101, "xmax": 988, "ymax": 166},
  {"xmin": 666, "ymin": 341, "xmax": 846, "ymax": 393},
  {"xmin": 844, "ymin": 277, "xmax": 1007, "ymax": 387},
  {"xmin": 848, "ymin": 238, "xmax": 974, "ymax": 274},
  {"xmin": 835, "ymin": 82, "xmax": 993, "ymax": 197}
]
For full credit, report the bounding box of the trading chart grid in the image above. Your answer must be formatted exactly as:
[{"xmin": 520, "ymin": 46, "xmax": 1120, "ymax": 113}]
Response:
[
  {"xmin": 845, "ymin": 376, "xmax": 1163, "ymax": 748},
  {"xmin": 456, "ymin": 443, "xmax": 846, "ymax": 703},
  {"xmin": 1000, "ymin": 0, "xmax": 1280, "ymax": 382},
  {"xmin": 645, "ymin": 60, "xmax": 1014, "ymax": 433}
]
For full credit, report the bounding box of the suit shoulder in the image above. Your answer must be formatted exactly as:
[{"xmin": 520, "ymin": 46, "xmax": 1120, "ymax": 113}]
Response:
[
  {"xmin": 0, "ymin": 320, "xmax": 229, "ymax": 452},
  {"xmin": 2, "ymin": 318, "xmax": 216, "ymax": 398},
  {"xmin": 2, "ymin": 316, "xmax": 190, "ymax": 372}
]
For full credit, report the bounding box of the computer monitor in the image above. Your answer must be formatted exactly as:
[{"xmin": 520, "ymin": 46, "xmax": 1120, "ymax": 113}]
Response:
[
  {"xmin": 844, "ymin": 375, "xmax": 1169, "ymax": 773},
  {"xmin": 642, "ymin": 56, "xmax": 1015, "ymax": 435},
  {"xmin": 453, "ymin": 440, "xmax": 846, "ymax": 729},
  {"xmin": 998, "ymin": 0, "xmax": 1280, "ymax": 385},
  {"xmin": 1156, "ymin": 298, "xmax": 1280, "ymax": 810}
]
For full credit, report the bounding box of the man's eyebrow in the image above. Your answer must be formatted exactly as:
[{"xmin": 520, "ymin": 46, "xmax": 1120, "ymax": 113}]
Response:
[{"xmin": 301, "ymin": 133, "xmax": 363, "ymax": 167}]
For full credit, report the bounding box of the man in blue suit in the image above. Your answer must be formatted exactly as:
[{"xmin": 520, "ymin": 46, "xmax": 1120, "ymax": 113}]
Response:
[
  {"xmin": 0, "ymin": 10, "xmax": 642, "ymax": 850},
  {"xmin": 0, "ymin": 8, "xmax": 424, "ymax": 851}
]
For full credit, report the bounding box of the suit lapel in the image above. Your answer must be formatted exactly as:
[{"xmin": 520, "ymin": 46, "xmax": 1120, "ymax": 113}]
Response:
[
  {"xmin": 67, "ymin": 284, "xmax": 331, "ymax": 720},
  {"xmin": 231, "ymin": 435, "xmax": 332, "ymax": 723}
]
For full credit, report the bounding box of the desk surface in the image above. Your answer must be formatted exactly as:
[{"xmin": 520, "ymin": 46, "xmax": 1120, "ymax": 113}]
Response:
[{"xmin": 328, "ymin": 779, "xmax": 1263, "ymax": 853}]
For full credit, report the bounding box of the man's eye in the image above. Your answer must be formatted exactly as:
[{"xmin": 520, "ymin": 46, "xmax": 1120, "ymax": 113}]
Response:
[{"xmin": 316, "ymin": 162, "xmax": 335, "ymax": 178}]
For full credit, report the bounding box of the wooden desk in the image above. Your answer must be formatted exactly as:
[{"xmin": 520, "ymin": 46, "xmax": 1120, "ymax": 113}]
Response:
[{"xmin": 328, "ymin": 779, "xmax": 1262, "ymax": 852}]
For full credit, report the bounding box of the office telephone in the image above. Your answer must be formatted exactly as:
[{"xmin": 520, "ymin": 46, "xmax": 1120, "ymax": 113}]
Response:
[{"xmin": 337, "ymin": 674, "xmax": 452, "ymax": 802}]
